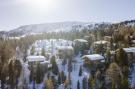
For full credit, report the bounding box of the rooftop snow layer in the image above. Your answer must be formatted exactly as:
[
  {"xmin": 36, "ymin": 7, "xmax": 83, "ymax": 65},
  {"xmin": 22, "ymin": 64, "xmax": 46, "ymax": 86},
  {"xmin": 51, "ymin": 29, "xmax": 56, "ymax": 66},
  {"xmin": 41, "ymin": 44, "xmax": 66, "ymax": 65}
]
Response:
[
  {"xmin": 94, "ymin": 40, "xmax": 109, "ymax": 45},
  {"xmin": 123, "ymin": 47, "xmax": 135, "ymax": 53},
  {"xmin": 56, "ymin": 46, "xmax": 74, "ymax": 50},
  {"xmin": 74, "ymin": 39, "xmax": 88, "ymax": 43},
  {"xmin": 82, "ymin": 54, "xmax": 104, "ymax": 61},
  {"xmin": 27, "ymin": 56, "xmax": 46, "ymax": 62}
]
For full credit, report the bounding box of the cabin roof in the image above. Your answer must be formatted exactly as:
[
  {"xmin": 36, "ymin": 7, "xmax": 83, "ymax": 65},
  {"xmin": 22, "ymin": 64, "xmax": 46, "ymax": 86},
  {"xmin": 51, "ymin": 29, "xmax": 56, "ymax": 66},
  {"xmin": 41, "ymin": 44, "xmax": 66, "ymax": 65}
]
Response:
[
  {"xmin": 56, "ymin": 46, "xmax": 74, "ymax": 50},
  {"xmin": 104, "ymin": 36, "xmax": 112, "ymax": 38},
  {"xmin": 74, "ymin": 39, "xmax": 88, "ymax": 43},
  {"xmin": 82, "ymin": 54, "xmax": 104, "ymax": 61},
  {"xmin": 123, "ymin": 47, "xmax": 135, "ymax": 53},
  {"xmin": 27, "ymin": 56, "xmax": 46, "ymax": 62},
  {"xmin": 94, "ymin": 40, "xmax": 109, "ymax": 45}
]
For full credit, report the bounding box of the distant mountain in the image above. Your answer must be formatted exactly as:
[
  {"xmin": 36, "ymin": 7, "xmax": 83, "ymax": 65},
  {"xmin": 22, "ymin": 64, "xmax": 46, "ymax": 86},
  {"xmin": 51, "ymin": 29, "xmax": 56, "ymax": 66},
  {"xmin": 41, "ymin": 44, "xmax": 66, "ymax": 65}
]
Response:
[
  {"xmin": 0, "ymin": 20, "xmax": 135, "ymax": 37},
  {"xmin": 6, "ymin": 21, "xmax": 110, "ymax": 36},
  {"xmin": 8, "ymin": 22, "xmax": 87, "ymax": 35}
]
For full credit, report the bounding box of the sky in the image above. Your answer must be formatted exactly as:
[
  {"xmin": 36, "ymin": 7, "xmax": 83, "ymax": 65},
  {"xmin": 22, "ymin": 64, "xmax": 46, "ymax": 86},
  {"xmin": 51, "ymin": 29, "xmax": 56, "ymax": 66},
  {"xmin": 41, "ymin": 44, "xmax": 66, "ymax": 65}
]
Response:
[{"xmin": 0, "ymin": 0, "xmax": 135, "ymax": 31}]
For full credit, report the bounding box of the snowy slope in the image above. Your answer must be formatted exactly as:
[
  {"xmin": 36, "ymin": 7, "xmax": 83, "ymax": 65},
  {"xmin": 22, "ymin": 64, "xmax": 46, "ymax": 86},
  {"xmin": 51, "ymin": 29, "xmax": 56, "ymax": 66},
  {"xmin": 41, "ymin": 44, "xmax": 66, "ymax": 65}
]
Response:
[
  {"xmin": 2, "ymin": 20, "xmax": 135, "ymax": 37},
  {"xmin": 7, "ymin": 21, "xmax": 110, "ymax": 36},
  {"xmin": 8, "ymin": 22, "xmax": 89, "ymax": 35}
]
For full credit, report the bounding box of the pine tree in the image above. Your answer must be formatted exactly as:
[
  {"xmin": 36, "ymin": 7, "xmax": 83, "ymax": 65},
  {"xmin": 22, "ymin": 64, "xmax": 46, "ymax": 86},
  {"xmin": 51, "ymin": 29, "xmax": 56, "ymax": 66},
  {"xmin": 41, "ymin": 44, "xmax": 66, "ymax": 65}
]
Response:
[
  {"xmin": 61, "ymin": 71, "xmax": 66, "ymax": 84},
  {"xmin": 0, "ymin": 40, "xmax": 14, "ymax": 89},
  {"xmin": 58, "ymin": 73, "xmax": 61, "ymax": 85},
  {"xmin": 29, "ymin": 65, "xmax": 34, "ymax": 83},
  {"xmin": 116, "ymin": 48, "xmax": 128, "ymax": 67},
  {"xmin": 8, "ymin": 59, "xmax": 22, "ymax": 88},
  {"xmin": 23, "ymin": 47, "xmax": 27, "ymax": 62},
  {"xmin": 82, "ymin": 77, "xmax": 87, "ymax": 89},
  {"xmin": 88, "ymin": 75, "xmax": 91, "ymax": 89},
  {"xmin": 41, "ymin": 47, "xmax": 46, "ymax": 57},
  {"xmin": 30, "ymin": 46, "xmax": 35, "ymax": 55},
  {"xmin": 36, "ymin": 63, "xmax": 44, "ymax": 84},
  {"xmin": 51, "ymin": 56, "xmax": 59, "ymax": 75},
  {"xmin": 116, "ymin": 48, "xmax": 130, "ymax": 89},
  {"xmin": 8, "ymin": 60, "xmax": 15, "ymax": 88},
  {"xmin": 79, "ymin": 66, "xmax": 82, "ymax": 76},
  {"xmin": 110, "ymin": 37, "xmax": 113, "ymax": 50},
  {"xmin": 106, "ymin": 49, "xmax": 111, "ymax": 64},
  {"xmin": 106, "ymin": 63, "xmax": 122, "ymax": 89},
  {"xmin": 77, "ymin": 80, "xmax": 80, "ymax": 89},
  {"xmin": 67, "ymin": 59, "xmax": 72, "ymax": 72}
]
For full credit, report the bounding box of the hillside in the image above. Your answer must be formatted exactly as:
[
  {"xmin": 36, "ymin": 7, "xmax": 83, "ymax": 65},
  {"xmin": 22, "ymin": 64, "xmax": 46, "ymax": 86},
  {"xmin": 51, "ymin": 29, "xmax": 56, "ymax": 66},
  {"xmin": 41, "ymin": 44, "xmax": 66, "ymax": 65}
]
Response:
[{"xmin": 0, "ymin": 20, "xmax": 135, "ymax": 37}]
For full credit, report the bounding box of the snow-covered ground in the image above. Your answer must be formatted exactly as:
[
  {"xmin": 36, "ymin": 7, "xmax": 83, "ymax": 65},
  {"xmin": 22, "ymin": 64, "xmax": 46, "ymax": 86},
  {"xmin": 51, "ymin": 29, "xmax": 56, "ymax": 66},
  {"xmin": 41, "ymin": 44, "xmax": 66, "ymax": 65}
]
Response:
[
  {"xmin": 17, "ymin": 39, "xmax": 90, "ymax": 89},
  {"xmin": 131, "ymin": 64, "xmax": 135, "ymax": 87},
  {"xmin": 57, "ymin": 53, "xmax": 89, "ymax": 89},
  {"xmin": 29, "ymin": 39, "xmax": 73, "ymax": 56}
]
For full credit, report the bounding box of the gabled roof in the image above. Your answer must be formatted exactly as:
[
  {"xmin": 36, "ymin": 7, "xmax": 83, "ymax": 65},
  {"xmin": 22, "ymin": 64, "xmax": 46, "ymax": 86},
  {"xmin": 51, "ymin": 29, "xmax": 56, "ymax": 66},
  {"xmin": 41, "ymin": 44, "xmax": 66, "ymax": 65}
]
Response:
[
  {"xmin": 94, "ymin": 40, "xmax": 109, "ymax": 45},
  {"xmin": 56, "ymin": 46, "xmax": 74, "ymax": 50},
  {"xmin": 74, "ymin": 39, "xmax": 88, "ymax": 43},
  {"xmin": 27, "ymin": 56, "xmax": 46, "ymax": 62},
  {"xmin": 82, "ymin": 54, "xmax": 104, "ymax": 61},
  {"xmin": 123, "ymin": 47, "xmax": 135, "ymax": 53}
]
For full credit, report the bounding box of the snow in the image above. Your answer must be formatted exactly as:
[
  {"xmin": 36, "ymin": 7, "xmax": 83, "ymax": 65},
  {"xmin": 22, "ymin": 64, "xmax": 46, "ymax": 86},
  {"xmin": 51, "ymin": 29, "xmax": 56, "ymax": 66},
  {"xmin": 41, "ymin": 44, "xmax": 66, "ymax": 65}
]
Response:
[
  {"xmin": 9, "ymin": 22, "xmax": 102, "ymax": 35},
  {"xmin": 16, "ymin": 39, "xmax": 91, "ymax": 89},
  {"xmin": 27, "ymin": 56, "xmax": 46, "ymax": 62},
  {"xmin": 56, "ymin": 53, "xmax": 90, "ymax": 89},
  {"xmin": 31, "ymin": 39, "xmax": 91, "ymax": 89},
  {"xmin": 131, "ymin": 64, "xmax": 135, "ymax": 87},
  {"xmin": 123, "ymin": 47, "xmax": 135, "ymax": 53},
  {"xmin": 74, "ymin": 39, "xmax": 88, "ymax": 43},
  {"xmin": 18, "ymin": 63, "xmax": 30, "ymax": 88},
  {"xmin": 56, "ymin": 46, "xmax": 74, "ymax": 50},
  {"xmin": 111, "ymin": 47, "xmax": 135, "ymax": 54},
  {"xmin": 94, "ymin": 40, "xmax": 109, "ymax": 45},
  {"xmin": 104, "ymin": 36, "xmax": 112, "ymax": 38},
  {"xmin": 82, "ymin": 54, "xmax": 104, "ymax": 61},
  {"xmin": 32, "ymin": 39, "xmax": 73, "ymax": 56},
  {"xmin": 8, "ymin": 36, "xmax": 21, "ymax": 40}
]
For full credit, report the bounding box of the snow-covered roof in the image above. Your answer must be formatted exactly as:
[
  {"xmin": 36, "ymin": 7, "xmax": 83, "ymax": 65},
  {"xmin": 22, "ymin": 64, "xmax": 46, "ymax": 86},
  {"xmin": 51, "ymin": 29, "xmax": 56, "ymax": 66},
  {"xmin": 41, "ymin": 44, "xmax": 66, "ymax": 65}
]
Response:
[
  {"xmin": 123, "ymin": 47, "xmax": 135, "ymax": 53},
  {"xmin": 56, "ymin": 46, "xmax": 74, "ymax": 50},
  {"xmin": 74, "ymin": 39, "xmax": 88, "ymax": 43},
  {"xmin": 40, "ymin": 61, "xmax": 50, "ymax": 64},
  {"xmin": 8, "ymin": 37, "xmax": 21, "ymax": 40},
  {"xmin": 82, "ymin": 54, "xmax": 104, "ymax": 61},
  {"xmin": 27, "ymin": 56, "xmax": 46, "ymax": 62},
  {"xmin": 94, "ymin": 40, "xmax": 109, "ymax": 45},
  {"xmin": 104, "ymin": 36, "xmax": 112, "ymax": 38}
]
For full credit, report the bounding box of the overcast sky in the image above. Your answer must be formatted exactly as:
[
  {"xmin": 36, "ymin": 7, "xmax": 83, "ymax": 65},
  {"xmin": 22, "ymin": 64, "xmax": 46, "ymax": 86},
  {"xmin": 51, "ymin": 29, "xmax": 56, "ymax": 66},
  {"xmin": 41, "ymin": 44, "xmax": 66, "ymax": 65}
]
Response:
[{"xmin": 0, "ymin": 0, "xmax": 135, "ymax": 30}]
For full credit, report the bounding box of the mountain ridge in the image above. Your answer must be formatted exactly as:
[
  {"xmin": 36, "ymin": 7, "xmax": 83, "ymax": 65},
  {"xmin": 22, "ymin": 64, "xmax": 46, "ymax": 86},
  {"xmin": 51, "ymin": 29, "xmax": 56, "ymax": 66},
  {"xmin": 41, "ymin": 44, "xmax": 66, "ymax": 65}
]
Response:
[
  {"xmin": 7, "ymin": 21, "xmax": 106, "ymax": 36},
  {"xmin": 0, "ymin": 20, "xmax": 135, "ymax": 36}
]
